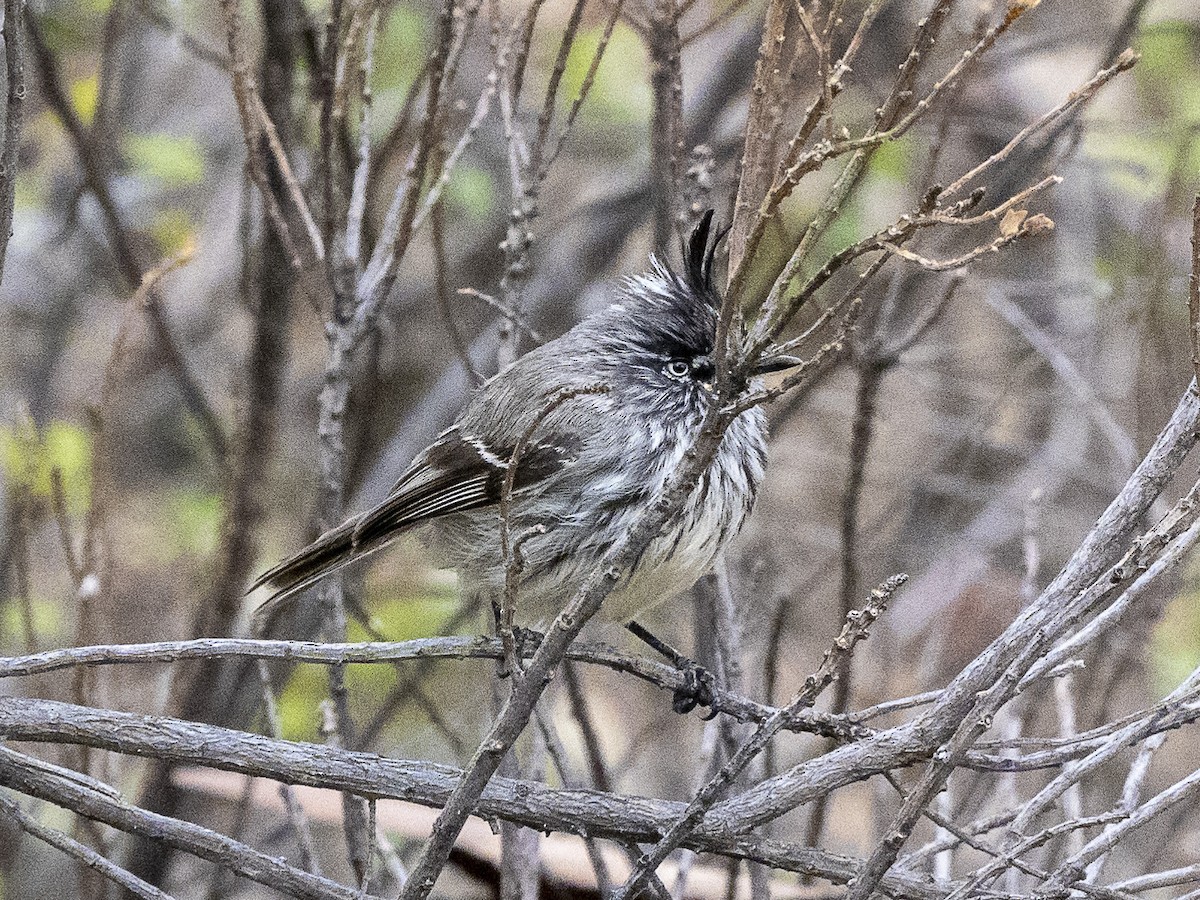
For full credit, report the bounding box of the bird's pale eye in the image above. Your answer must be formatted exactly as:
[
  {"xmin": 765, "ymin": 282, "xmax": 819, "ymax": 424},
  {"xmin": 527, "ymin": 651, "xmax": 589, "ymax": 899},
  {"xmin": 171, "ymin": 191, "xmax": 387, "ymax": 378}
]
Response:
[{"xmin": 664, "ymin": 359, "xmax": 691, "ymax": 380}]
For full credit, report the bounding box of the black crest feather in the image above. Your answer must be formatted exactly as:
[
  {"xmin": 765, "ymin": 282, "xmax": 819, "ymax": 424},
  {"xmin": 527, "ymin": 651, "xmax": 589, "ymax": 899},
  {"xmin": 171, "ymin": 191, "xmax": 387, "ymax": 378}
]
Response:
[{"xmin": 681, "ymin": 209, "xmax": 729, "ymax": 303}]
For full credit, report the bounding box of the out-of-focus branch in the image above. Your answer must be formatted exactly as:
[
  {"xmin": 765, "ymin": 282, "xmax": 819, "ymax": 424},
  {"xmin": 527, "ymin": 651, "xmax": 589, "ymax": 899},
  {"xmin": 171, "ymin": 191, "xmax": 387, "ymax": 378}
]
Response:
[
  {"xmin": 538, "ymin": 0, "xmax": 626, "ymax": 175},
  {"xmin": 648, "ymin": 0, "xmax": 683, "ymax": 247},
  {"xmin": 986, "ymin": 290, "xmax": 1137, "ymax": 471},
  {"xmin": 23, "ymin": 14, "xmax": 229, "ymax": 464},
  {"xmin": 215, "ymin": 0, "xmax": 318, "ymax": 268},
  {"xmin": 0, "ymin": 0, "xmax": 26, "ymax": 286},
  {"xmin": 133, "ymin": 0, "xmax": 230, "ymax": 69},
  {"xmin": 128, "ymin": 3, "xmax": 301, "ymax": 883}
]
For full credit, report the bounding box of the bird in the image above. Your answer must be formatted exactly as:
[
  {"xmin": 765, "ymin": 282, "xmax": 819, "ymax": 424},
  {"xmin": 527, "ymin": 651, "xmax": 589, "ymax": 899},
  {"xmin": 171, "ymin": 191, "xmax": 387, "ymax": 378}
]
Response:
[{"xmin": 250, "ymin": 210, "xmax": 794, "ymax": 632}]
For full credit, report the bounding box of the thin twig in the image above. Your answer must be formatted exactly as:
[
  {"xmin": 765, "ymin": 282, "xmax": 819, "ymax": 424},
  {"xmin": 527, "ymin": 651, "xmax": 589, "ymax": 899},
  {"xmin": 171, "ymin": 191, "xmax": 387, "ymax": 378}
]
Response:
[
  {"xmin": 457, "ymin": 287, "xmax": 544, "ymax": 342},
  {"xmin": 613, "ymin": 575, "xmax": 907, "ymax": 897},
  {"xmin": 431, "ymin": 169, "xmax": 483, "ymax": 385},
  {"xmin": 409, "ymin": 67, "xmax": 500, "ymax": 235},
  {"xmin": 351, "ymin": 0, "xmax": 456, "ymax": 335},
  {"xmin": 539, "ymin": 0, "xmax": 627, "ymax": 174},
  {"xmin": 499, "ymin": 384, "xmax": 611, "ymax": 669},
  {"xmin": 527, "ymin": 0, "xmax": 587, "ymax": 178},
  {"xmin": 1041, "ymin": 768, "xmax": 1200, "ymax": 896},
  {"xmin": 942, "ymin": 49, "xmax": 1140, "ymax": 199},
  {"xmin": 0, "ymin": 791, "xmax": 176, "ymax": 900},
  {"xmin": 214, "ymin": 0, "xmax": 309, "ymax": 268},
  {"xmin": 0, "ymin": 745, "xmax": 386, "ymax": 900}
]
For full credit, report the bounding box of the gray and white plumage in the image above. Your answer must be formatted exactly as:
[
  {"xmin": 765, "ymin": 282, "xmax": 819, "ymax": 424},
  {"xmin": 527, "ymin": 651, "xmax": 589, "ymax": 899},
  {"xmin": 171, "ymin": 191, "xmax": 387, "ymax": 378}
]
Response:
[{"xmin": 251, "ymin": 211, "xmax": 776, "ymax": 626}]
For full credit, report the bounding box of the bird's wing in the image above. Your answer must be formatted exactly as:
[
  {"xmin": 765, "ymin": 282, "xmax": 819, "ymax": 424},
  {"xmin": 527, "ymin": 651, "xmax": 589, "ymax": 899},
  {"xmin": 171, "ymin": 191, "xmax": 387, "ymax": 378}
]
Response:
[
  {"xmin": 352, "ymin": 427, "xmax": 572, "ymax": 545},
  {"xmin": 248, "ymin": 427, "xmax": 574, "ymax": 607}
]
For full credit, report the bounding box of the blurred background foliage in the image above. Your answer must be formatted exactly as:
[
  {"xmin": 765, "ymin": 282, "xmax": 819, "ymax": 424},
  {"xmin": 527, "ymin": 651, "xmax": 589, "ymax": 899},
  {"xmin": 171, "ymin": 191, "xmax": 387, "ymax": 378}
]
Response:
[{"xmin": 3, "ymin": 0, "xmax": 1200, "ymax": 895}]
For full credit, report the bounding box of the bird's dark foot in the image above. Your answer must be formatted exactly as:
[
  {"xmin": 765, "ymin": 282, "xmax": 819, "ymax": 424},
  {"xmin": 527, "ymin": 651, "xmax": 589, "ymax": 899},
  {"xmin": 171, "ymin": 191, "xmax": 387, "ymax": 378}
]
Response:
[
  {"xmin": 672, "ymin": 660, "xmax": 717, "ymax": 717},
  {"xmin": 626, "ymin": 620, "xmax": 718, "ymax": 718},
  {"xmin": 490, "ymin": 601, "xmax": 544, "ymax": 676}
]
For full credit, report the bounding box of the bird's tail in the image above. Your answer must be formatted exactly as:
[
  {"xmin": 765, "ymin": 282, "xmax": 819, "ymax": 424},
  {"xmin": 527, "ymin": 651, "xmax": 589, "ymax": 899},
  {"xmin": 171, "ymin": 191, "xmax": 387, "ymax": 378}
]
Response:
[{"xmin": 248, "ymin": 513, "xmax": 392, "ymax": 626}]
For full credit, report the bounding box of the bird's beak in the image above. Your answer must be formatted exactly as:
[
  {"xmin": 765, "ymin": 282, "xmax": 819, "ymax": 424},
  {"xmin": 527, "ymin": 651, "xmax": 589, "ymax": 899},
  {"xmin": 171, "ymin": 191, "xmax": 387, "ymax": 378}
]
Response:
[{"xmin": 755, "ymin": 352, "xmax": 805, "ymax": 374}]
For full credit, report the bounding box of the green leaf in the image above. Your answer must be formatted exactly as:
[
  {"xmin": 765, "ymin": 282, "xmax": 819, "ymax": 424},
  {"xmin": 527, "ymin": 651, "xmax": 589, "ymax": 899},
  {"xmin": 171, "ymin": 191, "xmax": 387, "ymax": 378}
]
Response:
[
  {"xmin": 163, "ymin": 489, "xmax": 224, "ymax": 559},
  {"xmin": 1136, "ymin": 21, "xmax": 1200, "ymax": 123},
  {"xmin": 123, "ymin": 133, "xmax": 206, "ymax": 186},
  {"xmin": 70, "ymin": 75, "xmax": 99, "ymax": 126},
  {"xmin": 559, "ymin": 23, "xmax": 652, "ymax": 127},
  {"xmin": 446, "ymin": 166, "xmax": 494, "ymax": 221},
  {"xmin": 1151, "ymin": 585, "xmax": 1200, "ymax": 697},
  {"xmin": 149, "ymin": 208, "xmax": 198, "ymax": 255},
  {"xmin": 0, "ymin": 420, "xmax": 92, "ymax": 513}
]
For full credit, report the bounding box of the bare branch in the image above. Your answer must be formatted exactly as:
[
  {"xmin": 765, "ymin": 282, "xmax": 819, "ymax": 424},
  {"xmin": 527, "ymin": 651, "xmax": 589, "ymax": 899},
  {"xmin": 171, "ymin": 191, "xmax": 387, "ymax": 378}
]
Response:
[
  {"xmin": 0, "ymin": 790, "xmax": 176, "ymax": 900},
  {"xmin": 0, "ymin": 745, "xmax": 386, "ymax": 900},
  {"xmin": 942, "ymin": 48, "xmax": 1139, "ymax": 199},
  {"xmin": 0, "ymin": 698, "xmax": 954, "ymax": 897},
  {"xmin": 24, "ymin": 14, "xmax": 229, "ymax": 463}
]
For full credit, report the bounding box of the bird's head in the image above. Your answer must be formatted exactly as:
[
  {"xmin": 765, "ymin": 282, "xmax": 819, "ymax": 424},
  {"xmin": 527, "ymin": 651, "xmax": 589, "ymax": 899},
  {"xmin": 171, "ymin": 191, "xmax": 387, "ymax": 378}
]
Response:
[{"xmin": 596, "ymin": 211, "xmax": 798, "ymax": 402}]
